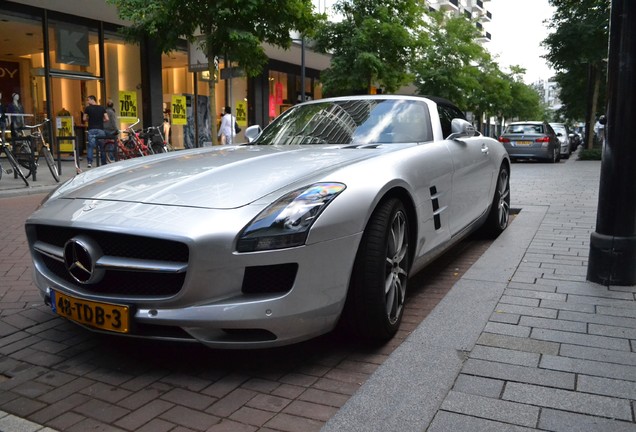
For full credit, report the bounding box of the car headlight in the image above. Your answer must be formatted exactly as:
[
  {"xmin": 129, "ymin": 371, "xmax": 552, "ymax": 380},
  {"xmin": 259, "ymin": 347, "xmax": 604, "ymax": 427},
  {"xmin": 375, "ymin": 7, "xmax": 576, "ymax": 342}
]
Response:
[{"xmin": 237, "ymin": 183, "xmax": 346, "ymax": 252}]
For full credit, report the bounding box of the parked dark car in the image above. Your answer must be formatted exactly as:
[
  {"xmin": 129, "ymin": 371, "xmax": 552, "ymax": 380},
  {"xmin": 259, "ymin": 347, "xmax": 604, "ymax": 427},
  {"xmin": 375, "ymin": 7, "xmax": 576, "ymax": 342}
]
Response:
[{"xmin": 499, "ymin": 121, "xmax": 560, "ymax": 163}]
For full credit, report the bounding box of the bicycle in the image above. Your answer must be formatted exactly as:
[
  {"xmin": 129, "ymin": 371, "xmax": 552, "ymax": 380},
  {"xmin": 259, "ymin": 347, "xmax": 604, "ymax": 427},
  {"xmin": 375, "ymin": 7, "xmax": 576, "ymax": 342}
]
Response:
[
  {"xmin": 102, "ymin": 120, "xmax": 152, "ymax": 164},
  {"xmin": 139, "ymin": 124, "xmax": 173, "ymax": 154},
  {"xmin": 120, "ymin": 119, "xmax": 152, "ymax": 158},
  {"xmin": 0, "ymin": 134, "xmax": 29, "ymax": 186},
  {"xmin": 12, "ymin": 118, "xmax": 60, "ymax": 182}
]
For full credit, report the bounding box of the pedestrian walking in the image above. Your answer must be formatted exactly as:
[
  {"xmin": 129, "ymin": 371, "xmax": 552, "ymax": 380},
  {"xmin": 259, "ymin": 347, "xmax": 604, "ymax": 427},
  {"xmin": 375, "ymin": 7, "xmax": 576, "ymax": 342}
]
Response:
[
  {"xmin": 83, "ymin": 95, "xmax": 109, "ymax": 167},
  {"xmin": 218, "ymin": 106, "xmax": 236, "ymax": 145}
]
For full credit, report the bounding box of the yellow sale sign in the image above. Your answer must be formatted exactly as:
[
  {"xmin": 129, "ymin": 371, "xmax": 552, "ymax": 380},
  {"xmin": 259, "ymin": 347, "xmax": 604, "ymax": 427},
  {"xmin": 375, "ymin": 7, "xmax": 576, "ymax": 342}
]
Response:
[
  {"xmin": 171, "ymin": 95, "xmax": 187, "ymax": 125},
  {"xmin": 119, "ymin": 91, "xmax": 138, "ymax": 122}
]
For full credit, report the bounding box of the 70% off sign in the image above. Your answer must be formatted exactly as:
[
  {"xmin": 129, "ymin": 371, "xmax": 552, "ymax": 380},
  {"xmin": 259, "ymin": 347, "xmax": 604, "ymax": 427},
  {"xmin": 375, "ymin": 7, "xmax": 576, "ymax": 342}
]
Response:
[{"xmin": 118, "ymin": 91, "xmax": 138, "ymax": 122}]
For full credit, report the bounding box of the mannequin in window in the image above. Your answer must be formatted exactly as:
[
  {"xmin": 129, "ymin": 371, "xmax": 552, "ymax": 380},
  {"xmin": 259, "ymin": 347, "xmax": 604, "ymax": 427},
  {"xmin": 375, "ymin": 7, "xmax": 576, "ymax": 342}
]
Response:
[
  {"xmin": 163, "ymin": 102, "xmax": 171, "ymax": 146},
  {"xmin": 8, "ymin": 92, "xmax": 24, "ymax": 135}
]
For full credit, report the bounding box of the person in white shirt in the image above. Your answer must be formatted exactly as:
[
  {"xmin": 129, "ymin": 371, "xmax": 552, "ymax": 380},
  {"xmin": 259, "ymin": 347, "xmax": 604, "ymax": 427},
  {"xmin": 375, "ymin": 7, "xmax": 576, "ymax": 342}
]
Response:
[{"xmin": 218, "ymin": 106, "xmax": 236, "ymax": 145}]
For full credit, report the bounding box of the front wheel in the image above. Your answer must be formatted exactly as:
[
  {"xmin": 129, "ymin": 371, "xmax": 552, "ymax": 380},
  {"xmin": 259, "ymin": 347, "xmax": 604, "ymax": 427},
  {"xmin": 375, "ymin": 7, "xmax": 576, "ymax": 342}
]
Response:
[
  {"xmin": 3, "ymin": 147, "xmax": 29, "ymax": 186},
  {"xmin": 481, "ymin": 164, "xmax": 510, "ymax": 238},
  {"xmin": 342, "ymin": 198, "xmax": 411, "ymax": 343},
  {"xmin": 41, "ymin": 146, "xmax": 60, "ymax": 182}
]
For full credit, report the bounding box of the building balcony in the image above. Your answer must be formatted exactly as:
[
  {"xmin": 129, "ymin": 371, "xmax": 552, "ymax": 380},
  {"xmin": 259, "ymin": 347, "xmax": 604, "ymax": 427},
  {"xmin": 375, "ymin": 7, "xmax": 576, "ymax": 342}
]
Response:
[
  {"xmin": 473, "ymin": 0, "xmax": 484, "ymax": 12},
  {"xmin": 480, "ymin": 10, "xmax": 492, "ymax": 22},
  {"xmin": 437, "ymin": 0, "xmax": 459, "ymax": 12},
  {"xmin": 477, "ymin": 31, "xmax": 492, "ymax": 42}
]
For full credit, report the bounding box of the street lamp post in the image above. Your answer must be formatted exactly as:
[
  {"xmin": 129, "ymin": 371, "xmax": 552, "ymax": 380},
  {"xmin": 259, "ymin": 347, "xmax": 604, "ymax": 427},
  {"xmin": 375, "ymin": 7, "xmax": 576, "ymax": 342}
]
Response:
[
  {"xmin": 301, "ymin": 38, "xmax": 306, "ymax": 102},
  {"xmin": 292, "ymin": 37, "xmax": 306, "ymax": 102}
]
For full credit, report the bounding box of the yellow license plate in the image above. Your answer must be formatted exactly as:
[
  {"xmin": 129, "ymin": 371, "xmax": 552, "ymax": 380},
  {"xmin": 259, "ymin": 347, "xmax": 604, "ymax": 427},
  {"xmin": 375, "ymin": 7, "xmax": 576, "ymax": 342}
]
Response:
[
  {"xmin": 51, "ymin": 290, "xmax": 129, "ymax": 333},
  {"xmin": 515, "ymin": 140, "xmax": 532, "ymax": 146}
]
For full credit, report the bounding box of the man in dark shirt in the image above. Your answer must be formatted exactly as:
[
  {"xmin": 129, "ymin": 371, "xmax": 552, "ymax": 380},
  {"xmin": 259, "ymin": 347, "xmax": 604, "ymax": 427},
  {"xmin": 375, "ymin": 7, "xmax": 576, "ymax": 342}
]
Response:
[{"xmin": 83, "ymin": 95, "xmax": 109, "ymax": 168}]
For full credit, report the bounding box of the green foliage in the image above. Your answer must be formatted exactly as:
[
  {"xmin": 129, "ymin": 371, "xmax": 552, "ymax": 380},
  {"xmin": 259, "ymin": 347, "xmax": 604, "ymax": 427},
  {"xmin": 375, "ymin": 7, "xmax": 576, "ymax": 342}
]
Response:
[
  {"xmin": 413, "ymin": 11, "xmax": 483, "ymax": 107},
  {"xmin": 543, "ymin": 0, "xmax": 610, "ymax": 121},
  {"xmin": 313, "ymin": 0, "xmax": 425, "ymax": 95},
  {"xmin": 108, "ymin": 0, "xmax": 319, "ymax": 77},
  {"xmin": 578, "ymin": 148, "xmax": 602, "ymax": 160},
  {"xmin": 412, "ymin": 11, "xmax": 543, "ymax": 123}
]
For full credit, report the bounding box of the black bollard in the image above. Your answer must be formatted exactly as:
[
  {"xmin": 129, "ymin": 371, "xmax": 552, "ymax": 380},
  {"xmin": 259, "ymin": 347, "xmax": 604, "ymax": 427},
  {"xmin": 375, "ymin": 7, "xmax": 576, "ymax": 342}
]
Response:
[{"xmin": 587, "ymin": 0, "xmax": 636, "ymax": 285}]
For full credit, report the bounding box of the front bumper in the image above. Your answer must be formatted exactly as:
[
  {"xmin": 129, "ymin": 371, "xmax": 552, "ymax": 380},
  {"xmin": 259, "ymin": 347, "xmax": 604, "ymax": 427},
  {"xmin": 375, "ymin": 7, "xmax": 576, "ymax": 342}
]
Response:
[{"xmin": 27, "ymin": 199, "xmax": 363, "ymax": 349}]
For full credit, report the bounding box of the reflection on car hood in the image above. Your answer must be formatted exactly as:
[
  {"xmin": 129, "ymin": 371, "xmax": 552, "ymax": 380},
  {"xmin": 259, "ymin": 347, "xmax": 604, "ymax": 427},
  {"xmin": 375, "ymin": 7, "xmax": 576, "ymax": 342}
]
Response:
[{"xmin": 54, "ymin": 145, "xmax": 395, "ymax": 209}]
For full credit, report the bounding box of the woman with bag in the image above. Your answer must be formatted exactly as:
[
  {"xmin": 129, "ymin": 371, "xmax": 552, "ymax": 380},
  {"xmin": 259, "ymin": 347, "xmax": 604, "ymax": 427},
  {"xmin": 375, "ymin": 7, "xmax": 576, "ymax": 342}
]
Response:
[{"xmin": 218, "ymin": 106, "xmax": 236, "ymax": 145}]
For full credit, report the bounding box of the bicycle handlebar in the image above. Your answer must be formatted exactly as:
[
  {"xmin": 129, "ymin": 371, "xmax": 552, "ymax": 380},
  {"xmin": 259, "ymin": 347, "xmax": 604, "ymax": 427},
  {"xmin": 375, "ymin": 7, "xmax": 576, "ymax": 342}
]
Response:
[{"xmin": 22, "ymin": 118, "xmax": 51, "ymax": 130}]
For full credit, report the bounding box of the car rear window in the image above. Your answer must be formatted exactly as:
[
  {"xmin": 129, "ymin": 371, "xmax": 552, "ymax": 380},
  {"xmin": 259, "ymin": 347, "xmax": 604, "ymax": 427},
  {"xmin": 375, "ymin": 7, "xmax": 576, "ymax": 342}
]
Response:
[{"xmin": 505, "ymin": 124, "xmax": 544, "ymax": 134}]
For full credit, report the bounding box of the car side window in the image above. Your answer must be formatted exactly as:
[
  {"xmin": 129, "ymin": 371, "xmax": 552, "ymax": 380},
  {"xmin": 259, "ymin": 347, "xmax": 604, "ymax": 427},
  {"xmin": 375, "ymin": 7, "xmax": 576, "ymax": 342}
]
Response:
[{"xmin": 437, "ymin": 104, "xmax": 466, "ymax": 138}]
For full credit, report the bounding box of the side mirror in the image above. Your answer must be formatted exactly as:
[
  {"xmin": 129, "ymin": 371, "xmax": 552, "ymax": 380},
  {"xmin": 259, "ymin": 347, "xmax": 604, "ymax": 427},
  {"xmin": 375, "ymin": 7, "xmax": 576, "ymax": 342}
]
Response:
[
  {"xmin": 447, "ymin": 119, "xmax": 476, "ymax": 140},
  {"xmin": 244, "ymin": 125, "xmax": 262, "ymax": 143}
]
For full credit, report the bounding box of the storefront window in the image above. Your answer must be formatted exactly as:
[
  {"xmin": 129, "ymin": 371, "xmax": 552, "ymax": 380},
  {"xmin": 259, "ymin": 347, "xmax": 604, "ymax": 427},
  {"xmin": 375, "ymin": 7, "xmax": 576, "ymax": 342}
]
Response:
[{"xmin": 0, "ymin": 10, "xmax": 41, "ymax": 130}]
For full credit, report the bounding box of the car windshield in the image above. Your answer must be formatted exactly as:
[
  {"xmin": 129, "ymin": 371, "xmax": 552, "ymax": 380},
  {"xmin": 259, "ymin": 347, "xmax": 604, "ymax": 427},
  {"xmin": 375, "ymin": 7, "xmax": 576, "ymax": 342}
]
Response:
[
  {"xmin": 505, "ymin": 124, "xmax": 544, "ymax": 134},
  {"xmin": 252, "ymin": 99, "xmax": 433, "ymax": 145}
]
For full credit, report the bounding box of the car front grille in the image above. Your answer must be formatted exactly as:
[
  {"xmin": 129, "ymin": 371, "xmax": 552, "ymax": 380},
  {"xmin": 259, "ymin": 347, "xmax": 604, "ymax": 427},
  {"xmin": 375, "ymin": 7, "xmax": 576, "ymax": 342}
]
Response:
[{"xmin": 29, "ymin": 224, "xmax": 189, "ymax": 298}]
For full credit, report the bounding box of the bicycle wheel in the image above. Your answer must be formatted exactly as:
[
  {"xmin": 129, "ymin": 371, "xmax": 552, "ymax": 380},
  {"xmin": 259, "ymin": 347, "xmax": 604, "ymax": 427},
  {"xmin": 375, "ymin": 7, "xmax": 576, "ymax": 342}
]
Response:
[
  {"xmin": 41, "ymin": 146, "xmax": 60, "ymax": 182},
  {"xmin": 13, "ymin": 141, "xmax": 34, "ymax": 178},
  {"xmin": 103, "ymin": 140, "xmax": 117, "ymax": 163},
  {"xmin": 3, "ymin": 147, "xmax": 29, "ymax": 186}
]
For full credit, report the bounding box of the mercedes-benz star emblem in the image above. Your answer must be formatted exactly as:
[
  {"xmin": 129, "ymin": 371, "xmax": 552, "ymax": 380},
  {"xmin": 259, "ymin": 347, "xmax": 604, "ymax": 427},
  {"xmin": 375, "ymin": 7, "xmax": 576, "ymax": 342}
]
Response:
[{"xmin": 63, "ymin": 235, "xmax": 105, "ymax": 284}]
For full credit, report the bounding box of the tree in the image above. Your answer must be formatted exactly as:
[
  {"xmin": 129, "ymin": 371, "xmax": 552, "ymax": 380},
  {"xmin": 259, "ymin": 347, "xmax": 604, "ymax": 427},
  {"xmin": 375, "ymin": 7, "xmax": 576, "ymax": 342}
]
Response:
[
  {"xmin": 107, "ymin": 0, "xmax": 319, "ymax": 144},
  {"xmin": 543, "ymin": 0, "xmax": 610, "ymax": 148},
  {"xmin": 412, "ymin": 11, "xmax": 484, "ymax": 108},
  {"xmin": 313, "ymin": 0, "xmax": 425, "ymax": 96}
]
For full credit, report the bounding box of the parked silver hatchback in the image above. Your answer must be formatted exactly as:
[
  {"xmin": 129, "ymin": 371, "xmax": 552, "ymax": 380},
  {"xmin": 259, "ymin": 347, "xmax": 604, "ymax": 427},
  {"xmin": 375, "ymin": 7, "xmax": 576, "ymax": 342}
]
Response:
[
  {"xmin": 550, "ymin": 123, "xmax": 572, "ymax": 159},
  {"xmin": 499, "ymin": 121, "xmax": 560, "ymax": 163}
]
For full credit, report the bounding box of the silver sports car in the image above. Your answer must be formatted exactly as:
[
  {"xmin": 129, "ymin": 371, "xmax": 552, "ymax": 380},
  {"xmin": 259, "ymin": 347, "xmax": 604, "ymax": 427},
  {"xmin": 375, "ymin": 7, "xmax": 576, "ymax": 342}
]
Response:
[{"xmin": 26, "ymin": 95, "xmax": 511, "ymax": 349}]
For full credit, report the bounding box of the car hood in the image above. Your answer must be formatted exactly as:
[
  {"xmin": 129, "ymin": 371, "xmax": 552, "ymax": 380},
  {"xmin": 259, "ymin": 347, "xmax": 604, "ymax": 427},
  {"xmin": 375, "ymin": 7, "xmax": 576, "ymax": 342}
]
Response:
[{"xmin": 53, "ymin": 145, "xmax": 398, "ymax": 209}]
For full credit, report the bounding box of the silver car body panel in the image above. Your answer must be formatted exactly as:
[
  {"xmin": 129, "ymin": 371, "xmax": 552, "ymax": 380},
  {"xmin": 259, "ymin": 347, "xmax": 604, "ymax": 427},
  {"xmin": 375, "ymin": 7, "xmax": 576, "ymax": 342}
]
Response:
[{"xmin": 26, "ymin": 95, "xmax": 509, "ymax": 348}]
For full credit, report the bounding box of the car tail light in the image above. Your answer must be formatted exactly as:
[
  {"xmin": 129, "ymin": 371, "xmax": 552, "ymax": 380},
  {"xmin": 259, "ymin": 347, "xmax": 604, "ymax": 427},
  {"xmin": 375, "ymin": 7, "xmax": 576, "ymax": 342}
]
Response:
[
  {"xmin": 535, "ymin": 136, "xmax": 550, "ymax": 142},
  {"xmin": 498, "ymin": 137, "xmax": 510, "ymax": 143}
]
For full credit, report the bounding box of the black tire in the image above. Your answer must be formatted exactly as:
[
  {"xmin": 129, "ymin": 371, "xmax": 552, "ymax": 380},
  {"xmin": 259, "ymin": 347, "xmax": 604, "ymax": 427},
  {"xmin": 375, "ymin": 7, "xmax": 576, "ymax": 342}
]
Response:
[
  {"xmin": 4, "ymin": 148, "xmax": 29, "ymax": 186},
  {"xmin": 342, "ymin": 198, "xmax": 410, "ymax": 343},
  {"xmin": 103, "ymin": 140, "xmax": 118, "ymax": 163},
  {"xmin": 41, "ymin": 146, "xmax": 60, "ymax": 182},
  {"xmin": 13, "ymin": 141, "xmax": 34, "ymax": 178},
  {"xmin": 481, "ymin": 164, "xmax": 510, "ymax": 238},
  {"xmin": 151, "ymin": 143, "xmax": 166, "ymax": 154}
]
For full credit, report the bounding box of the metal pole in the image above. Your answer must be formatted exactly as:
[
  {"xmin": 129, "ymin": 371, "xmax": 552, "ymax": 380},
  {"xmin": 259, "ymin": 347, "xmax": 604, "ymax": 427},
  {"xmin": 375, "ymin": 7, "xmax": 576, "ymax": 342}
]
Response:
[
  {"xmin": 301, "ymin": 38, "xmax": 306, "ymax": 102},
  {"xmin": 587, "ymin": 0, "xmax": 636, "ymax": 285}
]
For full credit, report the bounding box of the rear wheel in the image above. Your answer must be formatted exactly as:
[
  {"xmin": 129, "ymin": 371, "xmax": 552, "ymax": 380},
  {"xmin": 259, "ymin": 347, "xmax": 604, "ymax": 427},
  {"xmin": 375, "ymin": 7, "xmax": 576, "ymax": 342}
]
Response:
[
  {"xmin": 481, "ymin": 164, "xmax": 510, "ymax": 237},
  {"xmin": 342, "ymin": 198, "xmax": 410, "ymax": 343}
]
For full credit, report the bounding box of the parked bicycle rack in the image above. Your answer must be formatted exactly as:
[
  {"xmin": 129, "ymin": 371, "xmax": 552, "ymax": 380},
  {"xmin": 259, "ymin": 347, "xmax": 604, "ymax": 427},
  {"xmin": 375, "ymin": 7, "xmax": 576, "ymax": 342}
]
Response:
[{"xmin": 56, "ymin": 135, "xmax": 79, "ymax": 174}]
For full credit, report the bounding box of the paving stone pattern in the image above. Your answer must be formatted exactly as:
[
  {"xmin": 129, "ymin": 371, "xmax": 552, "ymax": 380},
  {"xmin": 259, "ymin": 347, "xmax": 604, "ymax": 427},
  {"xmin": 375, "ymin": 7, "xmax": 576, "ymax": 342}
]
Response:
[
  {"xmin": 427, "ymin": 158, "xmax": 636, "ymax": 431},
  {"xmin": 0, "ymin": 189, "xmax": 489, "ymax": 430}
]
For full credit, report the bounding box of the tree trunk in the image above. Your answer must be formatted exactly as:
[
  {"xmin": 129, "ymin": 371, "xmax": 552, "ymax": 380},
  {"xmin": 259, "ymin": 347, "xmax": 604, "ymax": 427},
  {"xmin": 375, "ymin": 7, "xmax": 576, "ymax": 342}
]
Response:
[{"xmin": 585, "ymin": 63, "xmax": 601, "ymax": 150}]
